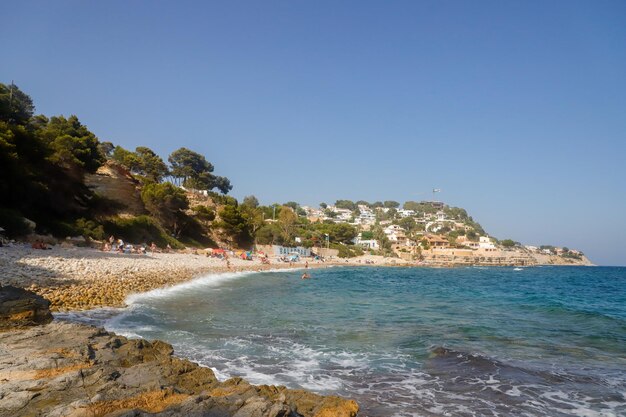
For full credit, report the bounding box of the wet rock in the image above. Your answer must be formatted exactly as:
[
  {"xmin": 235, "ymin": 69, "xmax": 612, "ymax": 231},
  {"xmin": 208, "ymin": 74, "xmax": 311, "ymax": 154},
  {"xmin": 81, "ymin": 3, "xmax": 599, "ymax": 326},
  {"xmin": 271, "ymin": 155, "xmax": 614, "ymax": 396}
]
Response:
[
  {"xmin": 0, "ymin": 322, "xmax": 359, "ymax": 417},
  {"xmin": 0, "ymin": 285, "xmax": 53, "ymax": 331}
]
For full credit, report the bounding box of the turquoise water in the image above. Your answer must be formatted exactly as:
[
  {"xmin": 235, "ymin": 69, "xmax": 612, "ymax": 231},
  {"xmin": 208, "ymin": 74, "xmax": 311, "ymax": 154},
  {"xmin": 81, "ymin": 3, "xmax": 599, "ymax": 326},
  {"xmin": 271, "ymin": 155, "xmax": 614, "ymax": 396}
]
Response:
[{"xmin": 62, "ymin": 266, "xmax": 626, "ymax": 416}]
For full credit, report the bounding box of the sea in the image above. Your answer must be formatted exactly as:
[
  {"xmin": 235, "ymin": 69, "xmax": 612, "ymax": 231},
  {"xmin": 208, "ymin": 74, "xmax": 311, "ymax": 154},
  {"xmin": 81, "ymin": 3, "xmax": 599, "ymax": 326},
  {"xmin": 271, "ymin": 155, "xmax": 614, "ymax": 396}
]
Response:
[{"xmin": 57, "ymin": 266, "xmax": 626, "ymax": 417}]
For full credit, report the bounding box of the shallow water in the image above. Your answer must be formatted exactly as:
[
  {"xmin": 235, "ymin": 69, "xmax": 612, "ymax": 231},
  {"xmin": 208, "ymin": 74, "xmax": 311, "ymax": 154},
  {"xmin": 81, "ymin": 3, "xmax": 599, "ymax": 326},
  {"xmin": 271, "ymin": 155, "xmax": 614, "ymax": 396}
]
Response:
[{"xmin": 59, "ymin": 266, "xmax": 626, "ymax": 417}]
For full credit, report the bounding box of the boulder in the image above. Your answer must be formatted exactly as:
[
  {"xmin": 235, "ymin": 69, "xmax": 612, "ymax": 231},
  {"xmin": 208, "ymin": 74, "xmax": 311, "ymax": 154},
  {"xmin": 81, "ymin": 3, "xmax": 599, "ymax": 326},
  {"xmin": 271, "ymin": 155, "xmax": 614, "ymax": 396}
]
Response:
[{"xmin": 0, "ymin": 285, "xmax": 53, "ymax": 331}]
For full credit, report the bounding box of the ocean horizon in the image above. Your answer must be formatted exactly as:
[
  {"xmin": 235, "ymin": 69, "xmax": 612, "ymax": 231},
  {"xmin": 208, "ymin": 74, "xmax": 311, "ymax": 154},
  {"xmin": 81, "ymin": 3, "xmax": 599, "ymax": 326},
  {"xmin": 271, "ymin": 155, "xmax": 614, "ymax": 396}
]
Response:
[{"xmin": 59, "ymin": 265, "xmax": 626, "ymax": 417}]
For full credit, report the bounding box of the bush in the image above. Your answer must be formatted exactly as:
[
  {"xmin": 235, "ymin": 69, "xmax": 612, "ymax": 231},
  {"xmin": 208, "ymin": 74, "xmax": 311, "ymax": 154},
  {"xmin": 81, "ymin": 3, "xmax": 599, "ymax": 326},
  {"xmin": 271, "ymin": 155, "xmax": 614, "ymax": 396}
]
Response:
[
  {"xmin": 74, "ymin": 218, "xmax": 106, "ymax": 240},
  {"xmin": 103, "ymin": 215, "xmax": 183, "ymax": 248},
  {"xmin": 333, "ymin": 244, "xmax": 365, "ymax": 258},
  {"xmin": 0, "ymin": 208, "xmax": 31, "ymax": 238}
]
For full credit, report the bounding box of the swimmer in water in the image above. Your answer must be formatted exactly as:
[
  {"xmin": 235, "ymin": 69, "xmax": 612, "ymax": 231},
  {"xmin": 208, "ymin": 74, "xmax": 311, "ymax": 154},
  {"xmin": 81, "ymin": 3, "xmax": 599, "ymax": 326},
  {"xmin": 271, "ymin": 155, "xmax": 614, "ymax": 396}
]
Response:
[{"xmin": 301, "ymin": 273, "xmax": 311, "ymax": 280}]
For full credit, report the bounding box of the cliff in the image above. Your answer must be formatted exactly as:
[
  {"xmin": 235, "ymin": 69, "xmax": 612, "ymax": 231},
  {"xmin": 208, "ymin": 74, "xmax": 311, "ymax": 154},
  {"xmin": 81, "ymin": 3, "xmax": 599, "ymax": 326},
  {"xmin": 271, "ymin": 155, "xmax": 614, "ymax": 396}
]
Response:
[{"xmin": 85, "ymin": 161, "xmax": 145, "ymax": 216}]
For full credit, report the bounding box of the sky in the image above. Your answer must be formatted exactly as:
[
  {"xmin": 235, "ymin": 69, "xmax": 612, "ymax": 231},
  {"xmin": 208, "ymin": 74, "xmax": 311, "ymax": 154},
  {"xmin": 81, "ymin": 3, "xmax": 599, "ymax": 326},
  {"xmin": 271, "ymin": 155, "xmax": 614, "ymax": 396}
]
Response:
[{"xmin": 2, "ymin": 1, "xmax": 625, "ymax": 265}]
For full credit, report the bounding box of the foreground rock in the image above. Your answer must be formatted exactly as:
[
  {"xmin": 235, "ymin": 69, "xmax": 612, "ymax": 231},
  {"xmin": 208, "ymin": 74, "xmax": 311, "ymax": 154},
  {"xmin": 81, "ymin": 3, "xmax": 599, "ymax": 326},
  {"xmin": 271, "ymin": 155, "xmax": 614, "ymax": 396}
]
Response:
[
  {"xmin": 0, "ymin": 285, "xmax": 52, "ymax": 331},
  {"xmin": 0, "ymin": 321, "xmax": 359, "ymax": 417}
]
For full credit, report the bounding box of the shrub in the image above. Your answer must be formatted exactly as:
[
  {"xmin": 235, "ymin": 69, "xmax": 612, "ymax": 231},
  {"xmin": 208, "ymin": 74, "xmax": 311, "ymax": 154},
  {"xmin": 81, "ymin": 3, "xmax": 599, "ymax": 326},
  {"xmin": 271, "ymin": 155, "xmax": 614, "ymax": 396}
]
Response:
[
  {"xmin": 103, "ymin": 215, "xmax": 183, "ymax": 248},
  {"xmin": 74, "ymin": 218, "xmax": 106, "ymax": 240}
]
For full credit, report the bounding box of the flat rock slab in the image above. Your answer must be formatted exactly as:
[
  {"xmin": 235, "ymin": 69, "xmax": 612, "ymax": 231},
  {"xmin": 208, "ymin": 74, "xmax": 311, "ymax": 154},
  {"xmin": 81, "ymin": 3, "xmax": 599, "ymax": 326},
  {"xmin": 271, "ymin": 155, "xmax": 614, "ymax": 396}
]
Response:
[{"xmin": 0, "ymin": 322, "xmax": 358, "ymax": 417}]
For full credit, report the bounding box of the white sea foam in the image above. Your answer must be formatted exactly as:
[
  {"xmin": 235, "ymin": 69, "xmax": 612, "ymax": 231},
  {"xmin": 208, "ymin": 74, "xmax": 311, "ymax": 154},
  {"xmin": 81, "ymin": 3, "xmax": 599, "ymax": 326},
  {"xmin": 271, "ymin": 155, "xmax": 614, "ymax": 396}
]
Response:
[{"xmin": 125, "ymin": 267, "xmax": 299, "ymax": 305}]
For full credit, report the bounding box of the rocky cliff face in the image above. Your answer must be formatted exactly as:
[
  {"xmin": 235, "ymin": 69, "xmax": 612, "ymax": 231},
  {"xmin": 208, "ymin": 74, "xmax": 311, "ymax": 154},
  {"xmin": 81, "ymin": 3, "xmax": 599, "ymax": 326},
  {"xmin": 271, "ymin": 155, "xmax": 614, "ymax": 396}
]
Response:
[
  {"xmin": 85, "ymin": 161, "xmax": 145, "ymax": 216},
  {"xmin": 0, "ymin": 321, "xmax": 359, "ymax": 417},
  {"xmin": 0, "ymin": 285, "xmax": 52, "ymax": 331}
]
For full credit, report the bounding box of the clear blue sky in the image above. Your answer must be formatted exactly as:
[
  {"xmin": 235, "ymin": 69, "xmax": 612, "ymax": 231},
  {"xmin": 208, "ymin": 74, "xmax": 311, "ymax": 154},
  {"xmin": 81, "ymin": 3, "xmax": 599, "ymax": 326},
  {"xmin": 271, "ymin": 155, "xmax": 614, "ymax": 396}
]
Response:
[{"xmin": 2, "ymin": 1, "xmax": 625, "ymax": 265}]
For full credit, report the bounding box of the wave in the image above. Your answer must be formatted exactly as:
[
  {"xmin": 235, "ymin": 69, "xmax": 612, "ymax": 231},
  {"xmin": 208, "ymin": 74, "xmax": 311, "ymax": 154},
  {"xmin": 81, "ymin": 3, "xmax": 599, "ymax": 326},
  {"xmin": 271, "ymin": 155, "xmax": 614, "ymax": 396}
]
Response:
[{"xmin": 125, "ymin": 267, "xmax": 300, "ymax": 305}]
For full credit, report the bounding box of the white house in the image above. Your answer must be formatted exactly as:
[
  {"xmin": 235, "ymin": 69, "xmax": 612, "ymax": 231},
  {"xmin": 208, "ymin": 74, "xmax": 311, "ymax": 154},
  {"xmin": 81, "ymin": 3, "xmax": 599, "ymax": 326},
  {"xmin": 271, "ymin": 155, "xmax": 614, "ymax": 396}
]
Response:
[
  {"xmin": 397, "ymin": 209, "xmax": 416, "ymax": 218},
  {"xmin": 479, "ymin": 236, "xmax": 496, "ymax": 250},
  {"xmin": 353, "ymin": 233, "xmax": 380, "ymax": 250}
]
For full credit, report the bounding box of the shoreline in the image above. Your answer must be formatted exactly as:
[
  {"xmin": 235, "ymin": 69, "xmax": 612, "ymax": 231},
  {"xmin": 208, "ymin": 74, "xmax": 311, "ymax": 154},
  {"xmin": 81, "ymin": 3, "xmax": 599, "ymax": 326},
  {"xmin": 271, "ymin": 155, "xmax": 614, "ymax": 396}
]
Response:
[
  {"xmin": 0, "ymin": 249, "xmax": 362, "ymax": 416},
  {"xmin": 1, "ymin": 245, "xmax": 593, "ymax": 312}
]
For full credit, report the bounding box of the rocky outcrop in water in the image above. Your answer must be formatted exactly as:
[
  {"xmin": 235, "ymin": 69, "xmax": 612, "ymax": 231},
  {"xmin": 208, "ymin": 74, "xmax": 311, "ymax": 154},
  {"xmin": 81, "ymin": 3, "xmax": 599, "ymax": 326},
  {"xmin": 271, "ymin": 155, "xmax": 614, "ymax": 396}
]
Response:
[
  {"xmin": 0, "ymin": 285, "xmax": 52, "ymax": 331},
  {"xmin": 0, "ymin": 321, "xmax": 359, "ymax": 417}
]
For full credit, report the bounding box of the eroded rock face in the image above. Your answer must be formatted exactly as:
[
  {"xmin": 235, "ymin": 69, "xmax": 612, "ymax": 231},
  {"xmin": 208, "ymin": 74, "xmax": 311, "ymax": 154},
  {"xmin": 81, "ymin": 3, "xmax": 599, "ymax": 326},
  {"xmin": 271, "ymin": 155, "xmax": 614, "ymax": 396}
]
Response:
[
  {"xmin": 0, "ymin": 285, "xmax": 53, "ymax": 331},
  {"xmin": 0, "ymin": 322, "xmax": 359, "ymax": 417}
]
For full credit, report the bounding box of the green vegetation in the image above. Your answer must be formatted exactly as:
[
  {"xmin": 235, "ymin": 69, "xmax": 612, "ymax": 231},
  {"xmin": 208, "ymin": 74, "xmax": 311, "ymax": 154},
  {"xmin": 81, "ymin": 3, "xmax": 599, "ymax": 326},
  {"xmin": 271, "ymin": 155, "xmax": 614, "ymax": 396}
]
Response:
[
  {"xmin": 103, "ymin": 216, "xmax": 183, "ymax": 249},
  {"xmin": 141, "ymin": 182, "xmax": 189, "ymax": 237},
  {"xmin": 0, "ymin": 82, "xmax": 231, "ymax": 248},
  {"xmin": 169, "ymin": 147, "xmax": 232, "ymax": 193},
  {"xmin": 1, "ymin": 83, "xmax": 582, "ymax": 257},
  {"xmin": 500, "ymin": 239, "xmax": 517, "ymax": 248},
  {"xmin": 335, "ymin": 200, "xmax": 357, "ymax": 210}
]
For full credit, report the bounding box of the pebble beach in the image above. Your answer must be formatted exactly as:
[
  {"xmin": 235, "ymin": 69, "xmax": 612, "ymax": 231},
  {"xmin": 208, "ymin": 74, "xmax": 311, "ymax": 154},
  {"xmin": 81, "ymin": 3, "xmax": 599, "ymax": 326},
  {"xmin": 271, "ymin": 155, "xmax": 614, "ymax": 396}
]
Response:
[{"xmin": 0, "ymin": 245, "xmax": 332, "ymax": 311}]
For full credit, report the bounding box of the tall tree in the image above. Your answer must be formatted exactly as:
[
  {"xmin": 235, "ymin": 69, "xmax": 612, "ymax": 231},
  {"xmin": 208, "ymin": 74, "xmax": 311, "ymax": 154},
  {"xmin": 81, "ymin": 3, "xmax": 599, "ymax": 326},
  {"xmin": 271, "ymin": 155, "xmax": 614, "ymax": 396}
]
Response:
[
  {"xmin": 384, "ymin": 200, "xmax": 400, "ymax": 208},
  {"xmin": 0, "ymin": 83, "xmax": 34, "ymax": 124},
  {"xmin": 37, "ymin": 115, "xmax": 104, "ymax": 175},
  {"xmin": 141, "ymin": 182, "xmax": 189, "ymax": 236},
  {"xmin": 168, "ymin": 147, "xmax": 232, "ymax": 193},
  {"xmin": 135, "ymin": 146, "xmax": 169, "ymax": 182},
  {"xmin": 277, "ymin": 207, "xmax": 298, "ymax": 243},
  {"xmin": 242, "ymin": 195, "xmax": 260, "ymax": 208},
  {"xmin": 335, "ymin": 200, "xmax": 356, "ymax": 210},
  {"xmin": 215, "ymin": 205, "xmax": 253, "ymax": 247},
  {"xmin": 168, "ymin": 147, "xmax": 213, "ymax": 184}
]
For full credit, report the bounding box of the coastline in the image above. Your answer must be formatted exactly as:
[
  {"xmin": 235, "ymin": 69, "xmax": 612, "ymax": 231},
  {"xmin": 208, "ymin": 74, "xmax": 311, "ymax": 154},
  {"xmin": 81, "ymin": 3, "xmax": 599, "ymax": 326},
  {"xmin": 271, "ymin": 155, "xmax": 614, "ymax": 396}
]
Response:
[
  {"xmin": 0, "ymin": 245, "xmax": 592, "ymax": 311},
  {"xmin": 0, "ymin": 245, "xmax": 606, "ymax": 416},
  {"xmin": 0, "ymin": 250, "xmax": 361, "ymax": 416},
  {"xmin": 0, "ymin": 246, "xmax": 339, "ymax": 311}
]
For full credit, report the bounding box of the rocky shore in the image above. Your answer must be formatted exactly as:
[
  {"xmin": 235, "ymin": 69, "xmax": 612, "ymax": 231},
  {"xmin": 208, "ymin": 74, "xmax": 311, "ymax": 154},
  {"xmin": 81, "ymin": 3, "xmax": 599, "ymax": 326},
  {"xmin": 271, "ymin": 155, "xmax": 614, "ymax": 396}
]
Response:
[{"xmin": 0, "ymin": 287, "xmax": 359, "ymax": 417}]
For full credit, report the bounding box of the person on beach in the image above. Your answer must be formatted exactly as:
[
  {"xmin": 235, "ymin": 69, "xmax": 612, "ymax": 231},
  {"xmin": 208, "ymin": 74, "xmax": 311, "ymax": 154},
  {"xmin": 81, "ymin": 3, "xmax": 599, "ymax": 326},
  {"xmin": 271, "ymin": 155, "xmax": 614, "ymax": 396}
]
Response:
[
  {"xmin": 305, "ymin": 261, "xmax": 308, "ymax": 269},
  {"xmin": 150, "ymin": 242, "xmax": 157, "ymax": 253}
]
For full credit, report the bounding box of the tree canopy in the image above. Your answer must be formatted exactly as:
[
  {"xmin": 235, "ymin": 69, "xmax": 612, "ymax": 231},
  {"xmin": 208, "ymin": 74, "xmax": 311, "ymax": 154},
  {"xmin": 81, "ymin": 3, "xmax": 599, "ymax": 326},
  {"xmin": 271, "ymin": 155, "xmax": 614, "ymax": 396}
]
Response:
[
  {"xmin": 168, "ymin": 147, "xmax": 232, "ymax": 193},
  {"xmin": 141, "ymin": 182, "xmax": 189, "ymax": 236},
  {"xmin": 0, "ymin": 82, "xmax": 34, "ymax": 124},
  {"xmin": 335, "ymin": 200, "xmax": 357, "ymax": 210}
]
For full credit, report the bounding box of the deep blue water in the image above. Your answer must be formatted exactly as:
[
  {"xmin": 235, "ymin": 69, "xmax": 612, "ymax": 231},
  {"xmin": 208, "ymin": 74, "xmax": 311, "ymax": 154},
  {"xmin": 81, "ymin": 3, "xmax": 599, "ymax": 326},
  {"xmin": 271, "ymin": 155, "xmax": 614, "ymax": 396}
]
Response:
[{"xmin": 61, "ymin": 266, "xmax": 626, "ymax": 417}]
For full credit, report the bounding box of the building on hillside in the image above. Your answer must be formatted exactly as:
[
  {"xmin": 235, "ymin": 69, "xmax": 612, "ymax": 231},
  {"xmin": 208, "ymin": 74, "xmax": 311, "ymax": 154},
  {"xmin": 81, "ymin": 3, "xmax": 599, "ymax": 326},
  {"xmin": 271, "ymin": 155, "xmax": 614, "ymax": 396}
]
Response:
[
  {"xmin": 358, "ymin": 209, "xmax": 376, "ymax": 225},
  {"xmin": 326, "ymin": 206, "xmax": 353, "ymax": 223},
  {"xmin": 456, "ymin": 235, "xmax": 479, "ymax": 249},
  {"xmin": 427, "ymin": 201, "xmax": 445, "ymax": 209},
  {"xmin": 397, "ymin": 209, "xmax": 416, "ymax": 218},
  {"xmin": 422, "ymin": 234, "xmax": 450, "ymax": 248},
  {"xmin": 359, "ymin": 239, "xmax": 380, "ymax": 250},
  {"xmin": 479, "ymin": 236, "xmax": 496, "ymax": 250},
  {"xmin": 353, "ymin": 233, "xmax": 380, "ymax": 250},
  {"xmin": 384, "ymin": 224, "xmax": 403, "ymax": 233}
]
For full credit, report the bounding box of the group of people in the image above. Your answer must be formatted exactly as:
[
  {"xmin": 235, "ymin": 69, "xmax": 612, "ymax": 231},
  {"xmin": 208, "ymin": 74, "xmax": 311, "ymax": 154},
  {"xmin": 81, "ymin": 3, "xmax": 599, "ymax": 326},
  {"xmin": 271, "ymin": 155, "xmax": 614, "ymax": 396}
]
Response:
[{"xmin": 101, "ymin": 236, "xmax": 171, "ymax": 255}]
